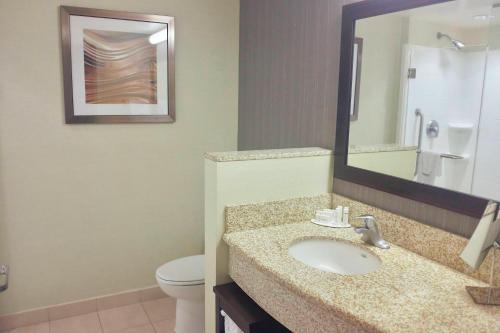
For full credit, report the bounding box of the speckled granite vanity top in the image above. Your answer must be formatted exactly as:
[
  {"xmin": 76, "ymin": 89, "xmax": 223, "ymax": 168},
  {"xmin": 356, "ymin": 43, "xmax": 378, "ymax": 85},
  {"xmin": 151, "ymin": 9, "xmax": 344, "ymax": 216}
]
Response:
[
  {"xmin": 348, "ymin": 144, "xmax": 417, "ymax": 154},
  {"xmin": 224, "ymin": 223, "xmax": 500, "ymax": 332},
  {"xmin": 205, "ymin": 147, "xmax": 332, "ymax": 162}
]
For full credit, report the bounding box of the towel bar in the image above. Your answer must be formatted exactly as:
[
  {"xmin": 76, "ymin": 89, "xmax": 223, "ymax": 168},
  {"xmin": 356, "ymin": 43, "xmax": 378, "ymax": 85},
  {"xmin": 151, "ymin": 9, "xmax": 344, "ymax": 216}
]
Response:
[{"xmin": 440, "ymin": 153, "xmax": 464, "ymax": 160}]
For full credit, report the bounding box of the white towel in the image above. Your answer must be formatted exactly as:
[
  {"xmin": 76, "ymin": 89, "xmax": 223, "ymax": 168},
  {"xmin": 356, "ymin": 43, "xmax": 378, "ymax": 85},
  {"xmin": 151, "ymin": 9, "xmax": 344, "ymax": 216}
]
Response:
[
  {"xmin": 421, "ymin": 151, "xmax": 442, "ymax": 176},
  {"xmin": 416, "ymin": 151, "xmax": 442, "ymax": 184},
  {"xmin": 222, "ymin": 310, "xmax": 244, "ymax": 333}
]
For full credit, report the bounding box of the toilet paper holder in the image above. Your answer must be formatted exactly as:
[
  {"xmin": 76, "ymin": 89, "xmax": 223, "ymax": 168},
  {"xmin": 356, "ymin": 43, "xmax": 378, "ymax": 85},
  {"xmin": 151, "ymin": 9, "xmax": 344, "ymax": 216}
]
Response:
[{"xmin": 0, "ymin": 264, "xmax": 8, "ymax": 293}]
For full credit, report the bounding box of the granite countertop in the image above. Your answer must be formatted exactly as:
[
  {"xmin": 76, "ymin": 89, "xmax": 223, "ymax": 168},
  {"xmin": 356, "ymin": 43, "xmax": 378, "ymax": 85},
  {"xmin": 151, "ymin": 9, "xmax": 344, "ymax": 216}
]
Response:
[
  {"xmin": 224, "ymin": 223, "xmax": 500, "ymax": 333},
  {"xmin": 349, "ymin": 144, "xmax": 417, "ymax": 154},
  {"xmin": 204, "ymin": 147, "xmax": 332, "ymax": 162},
  {"xmin": 204, "ymin": 145, "xmax": 413, "ymax": 162}
]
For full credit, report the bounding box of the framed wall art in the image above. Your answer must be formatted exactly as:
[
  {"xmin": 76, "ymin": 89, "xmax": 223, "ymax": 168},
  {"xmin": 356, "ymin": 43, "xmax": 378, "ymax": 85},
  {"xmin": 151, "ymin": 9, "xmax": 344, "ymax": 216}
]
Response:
[{"xmin": 60, "ymin": 6, "xmax": 175, "ymax": 123}]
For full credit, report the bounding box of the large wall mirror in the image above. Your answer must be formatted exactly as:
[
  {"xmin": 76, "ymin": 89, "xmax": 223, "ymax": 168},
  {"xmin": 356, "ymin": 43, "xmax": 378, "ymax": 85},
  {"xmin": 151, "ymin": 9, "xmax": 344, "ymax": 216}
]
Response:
[{"xmin": 335, "ymin": 0, "xmax": 500, "ymax": 217}]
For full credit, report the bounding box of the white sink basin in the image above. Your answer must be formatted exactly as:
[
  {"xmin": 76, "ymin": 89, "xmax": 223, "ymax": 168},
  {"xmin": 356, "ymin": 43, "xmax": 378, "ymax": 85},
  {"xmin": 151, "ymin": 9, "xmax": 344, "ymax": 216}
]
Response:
[{"xmin": 288, "ymin": 238, "xmax": 381, "ymax": 275}]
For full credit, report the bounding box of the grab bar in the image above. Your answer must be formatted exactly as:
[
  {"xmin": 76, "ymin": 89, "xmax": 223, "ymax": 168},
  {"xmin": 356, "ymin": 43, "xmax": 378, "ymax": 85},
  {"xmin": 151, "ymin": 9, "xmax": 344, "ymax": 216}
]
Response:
[
  {"xmin": 0, "ymin": 264, "xmax": 8, "ymax": 293},
  {"xmin": 414, "ymin": 109, "xmax": 424, "ymax": 176},
  {"xmin": 440, "ymin": 153, "xmax": 464, "ymax": 160}
]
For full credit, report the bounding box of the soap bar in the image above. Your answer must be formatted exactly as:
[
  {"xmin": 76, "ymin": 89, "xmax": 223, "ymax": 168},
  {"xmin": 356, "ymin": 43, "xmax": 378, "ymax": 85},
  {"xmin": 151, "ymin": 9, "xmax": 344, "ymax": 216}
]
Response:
[{"xmin": 342, "ymin": 207, "xmax": 350, "ymax": 225}]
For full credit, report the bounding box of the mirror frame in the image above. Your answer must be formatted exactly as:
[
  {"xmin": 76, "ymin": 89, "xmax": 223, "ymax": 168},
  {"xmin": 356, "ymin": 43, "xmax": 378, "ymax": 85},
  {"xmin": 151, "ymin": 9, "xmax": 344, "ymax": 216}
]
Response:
[{"xmin": 334, "ymin": 0, "xmax": 488, "ymax": 218}]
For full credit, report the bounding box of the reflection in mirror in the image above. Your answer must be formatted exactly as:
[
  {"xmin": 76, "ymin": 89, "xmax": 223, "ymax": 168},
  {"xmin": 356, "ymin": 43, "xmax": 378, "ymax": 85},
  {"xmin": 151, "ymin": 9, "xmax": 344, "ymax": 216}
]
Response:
[
  {"xmin": 347, "ymin": 0, "xmax": 500, "ymax": 202},
  {"xmin": 350, "ymin": 38, "xmax": 363, "ymax": 121}
]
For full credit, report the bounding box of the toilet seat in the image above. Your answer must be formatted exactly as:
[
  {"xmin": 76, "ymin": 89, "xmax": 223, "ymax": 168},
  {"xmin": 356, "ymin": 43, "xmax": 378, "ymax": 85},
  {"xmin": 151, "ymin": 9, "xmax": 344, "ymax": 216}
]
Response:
[{"xmin": 156, "ymin": 254, "xmax": 204, "ymax": 286}]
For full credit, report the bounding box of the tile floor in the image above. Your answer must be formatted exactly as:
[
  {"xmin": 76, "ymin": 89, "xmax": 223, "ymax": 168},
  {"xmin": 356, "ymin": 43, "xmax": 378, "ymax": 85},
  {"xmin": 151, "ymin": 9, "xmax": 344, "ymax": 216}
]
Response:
[{"xmin": 3, "ymin": 298, "xmax": 175, "ymax": 333}]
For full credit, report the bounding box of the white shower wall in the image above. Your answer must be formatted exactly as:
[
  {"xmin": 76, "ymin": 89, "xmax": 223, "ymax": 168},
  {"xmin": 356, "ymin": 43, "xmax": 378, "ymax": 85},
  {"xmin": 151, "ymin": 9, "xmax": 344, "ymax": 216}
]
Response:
[
  {"xmin": 401, "ymin": 44, "xmax": 486, "ymax": 193},
  {"xmin": 472, "ymin": 48, "xmax": 500, "ymax": 202}
]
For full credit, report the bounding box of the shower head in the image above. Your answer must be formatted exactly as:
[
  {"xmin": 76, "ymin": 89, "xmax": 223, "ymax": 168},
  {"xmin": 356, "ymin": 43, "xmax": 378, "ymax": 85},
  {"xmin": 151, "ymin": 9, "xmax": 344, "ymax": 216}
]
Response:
[
  {"xmin": 437, "ymin": 32, "xmax": 465, "ymax": 50},
  {"xmin": 452, "ymin": 39, "xmax": 465, "ymax": 50}
]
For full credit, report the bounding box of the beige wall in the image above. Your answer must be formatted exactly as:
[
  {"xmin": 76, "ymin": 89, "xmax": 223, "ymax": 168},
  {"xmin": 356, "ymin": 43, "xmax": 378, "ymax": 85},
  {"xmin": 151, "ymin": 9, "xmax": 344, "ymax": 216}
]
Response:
[
  {"xmin": 408, "ymin": 18, "xmax": 489, "ymax": 49},
  {"xmin": 348, "ymin": 150, "xmax": 417, "ymax": 181},
  {"xmin": 349, "ymin": 15, "xmax": 406, "ymax": 146},
  {"xmin": 0, "ymin": 0, "xmax": 239, "ymax": 315}
]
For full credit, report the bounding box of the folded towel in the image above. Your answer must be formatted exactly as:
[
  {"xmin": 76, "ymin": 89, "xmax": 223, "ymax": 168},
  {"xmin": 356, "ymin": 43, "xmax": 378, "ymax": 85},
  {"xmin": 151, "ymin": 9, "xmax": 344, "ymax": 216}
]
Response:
[{"xmin": 222, "ymin": 310, "xmax": 244, "ymax": 333}]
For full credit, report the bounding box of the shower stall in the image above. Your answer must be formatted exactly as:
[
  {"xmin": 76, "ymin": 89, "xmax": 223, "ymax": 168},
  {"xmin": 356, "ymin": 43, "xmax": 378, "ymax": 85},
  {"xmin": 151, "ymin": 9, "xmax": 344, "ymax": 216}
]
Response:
[{"xmin": 398, "ymin": 7, "xmax": 500, "ymax": 201}]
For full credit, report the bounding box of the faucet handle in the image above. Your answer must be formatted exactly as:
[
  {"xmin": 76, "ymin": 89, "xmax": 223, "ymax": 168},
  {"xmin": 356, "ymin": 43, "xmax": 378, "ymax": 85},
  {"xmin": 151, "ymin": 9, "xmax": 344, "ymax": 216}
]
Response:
[
  {"xmin": 354, "ymin": 214, "xmax": 376, "ymax": 228},
  {"xmin": 353, "ymin": 215, "xmax": 390, "ymax": 249}
]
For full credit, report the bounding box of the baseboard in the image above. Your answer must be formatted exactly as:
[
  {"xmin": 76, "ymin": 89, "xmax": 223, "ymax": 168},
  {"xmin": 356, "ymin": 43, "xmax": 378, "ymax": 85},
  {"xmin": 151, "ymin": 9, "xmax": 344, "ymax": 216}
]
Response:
[{"xmin": 0, "ymin": 285, "xmax": 166, "ymax": 331}]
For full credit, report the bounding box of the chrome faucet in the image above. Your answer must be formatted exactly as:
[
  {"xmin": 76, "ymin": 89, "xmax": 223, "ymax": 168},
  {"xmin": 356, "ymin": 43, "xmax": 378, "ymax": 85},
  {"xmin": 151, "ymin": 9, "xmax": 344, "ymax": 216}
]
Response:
[{"xmin": 354, "ymin": 215, "xmax": 390, "ymax": 249}]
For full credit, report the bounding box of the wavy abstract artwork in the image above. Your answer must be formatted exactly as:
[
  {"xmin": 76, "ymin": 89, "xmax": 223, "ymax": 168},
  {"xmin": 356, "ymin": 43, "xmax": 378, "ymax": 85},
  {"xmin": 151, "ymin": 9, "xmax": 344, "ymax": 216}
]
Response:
[{"xmin": 83, "ymin": 29, "xmax": 157, "ymax": 104}]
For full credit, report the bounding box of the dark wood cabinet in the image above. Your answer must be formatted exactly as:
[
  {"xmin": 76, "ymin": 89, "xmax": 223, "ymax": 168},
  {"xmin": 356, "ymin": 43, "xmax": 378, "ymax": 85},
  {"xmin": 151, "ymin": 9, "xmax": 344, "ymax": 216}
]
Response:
[{"xmin": 213, "ymin": 283, "xmax": 292, "ymax": 333}]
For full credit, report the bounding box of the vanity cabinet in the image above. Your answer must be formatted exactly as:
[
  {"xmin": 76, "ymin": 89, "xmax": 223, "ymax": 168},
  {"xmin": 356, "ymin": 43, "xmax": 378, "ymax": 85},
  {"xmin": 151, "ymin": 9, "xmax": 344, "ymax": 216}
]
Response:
[{"xmin": 213, "ymin": 283, "xmax": 291, "ymax": 333}]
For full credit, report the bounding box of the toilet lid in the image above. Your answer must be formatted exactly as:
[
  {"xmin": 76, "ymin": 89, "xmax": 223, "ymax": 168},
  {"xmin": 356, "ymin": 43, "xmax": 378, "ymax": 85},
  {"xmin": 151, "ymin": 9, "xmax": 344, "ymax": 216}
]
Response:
[{"xmin": 156, "ymin": 254, "xmax": 204, "ymax": 285}]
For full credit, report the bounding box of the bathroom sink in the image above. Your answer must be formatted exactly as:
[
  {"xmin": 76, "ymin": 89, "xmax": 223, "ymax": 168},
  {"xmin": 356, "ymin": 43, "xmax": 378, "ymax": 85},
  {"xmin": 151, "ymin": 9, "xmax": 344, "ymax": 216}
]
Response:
[{"xmin": 288, "ymin": 238, "xmax": 381, "ymax": 275}]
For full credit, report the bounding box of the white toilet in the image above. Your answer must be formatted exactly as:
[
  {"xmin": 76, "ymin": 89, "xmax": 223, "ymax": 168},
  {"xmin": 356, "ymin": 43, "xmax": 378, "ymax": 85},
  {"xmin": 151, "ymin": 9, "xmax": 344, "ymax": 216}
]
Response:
[{"xmin": 156, "ymin": 255, "xmax": 205, "ymax": 333}]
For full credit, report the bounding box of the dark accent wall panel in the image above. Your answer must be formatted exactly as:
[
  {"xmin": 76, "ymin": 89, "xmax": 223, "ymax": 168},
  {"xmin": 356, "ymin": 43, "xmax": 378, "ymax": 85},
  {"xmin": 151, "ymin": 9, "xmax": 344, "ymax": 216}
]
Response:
[{"xmin": 238, "ymin": 0, "xmax": 356, "ymax": 150}]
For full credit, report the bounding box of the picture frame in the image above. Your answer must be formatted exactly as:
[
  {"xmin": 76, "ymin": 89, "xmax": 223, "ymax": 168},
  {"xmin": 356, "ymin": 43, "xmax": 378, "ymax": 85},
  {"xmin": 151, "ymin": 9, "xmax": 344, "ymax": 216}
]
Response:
[{"xmin": 60, "ymin": 6, "xmax": 175, "ymax": 124}]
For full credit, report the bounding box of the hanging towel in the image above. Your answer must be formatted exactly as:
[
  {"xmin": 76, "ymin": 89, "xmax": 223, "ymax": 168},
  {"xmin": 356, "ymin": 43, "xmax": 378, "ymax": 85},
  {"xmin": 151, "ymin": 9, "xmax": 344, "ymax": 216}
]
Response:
[
  {"xmin": 421, "ymin": 151, "xmax": 442, "ymax": 176},
  {"xmin": 417, "ymin": 151, "xmax": 442, "ymax": 184},
  {"xmin": 221, "ymin": 310, "xmax": 244, "ymax": 333}
]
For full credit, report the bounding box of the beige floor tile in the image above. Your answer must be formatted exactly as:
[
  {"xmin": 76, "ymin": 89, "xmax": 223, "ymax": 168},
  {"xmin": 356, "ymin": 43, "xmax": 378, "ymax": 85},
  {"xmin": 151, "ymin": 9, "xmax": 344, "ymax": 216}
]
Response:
[
  {"xmin": 50, "ymin": 313, "xmax": 102, "ymax": 333},
  {"xmin": 114, "ymin": 324, "xmax": 155, "ymax": 333},
  {"xmin": 141, "ymin": 298, "xmax": 175, "ymax": 323},
  {"xmin": 98, "ymin": 304, "xmax": 149, "ymax": 333},
  {"xmin": 5, "ymin": 322, "xmax": 49, "ymax": 333},
  {"xmin": 152, "ymin": 320, "xmax": 175, "ymax": 333}
]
